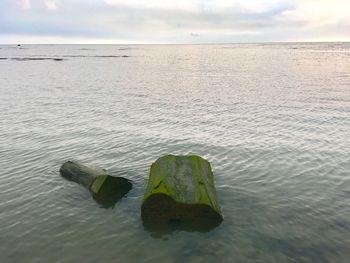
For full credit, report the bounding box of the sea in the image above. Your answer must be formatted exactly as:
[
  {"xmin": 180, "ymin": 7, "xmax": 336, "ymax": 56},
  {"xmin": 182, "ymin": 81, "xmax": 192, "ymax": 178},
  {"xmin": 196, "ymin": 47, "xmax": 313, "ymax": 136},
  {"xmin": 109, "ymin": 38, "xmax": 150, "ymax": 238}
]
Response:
[{"xmin": 0, "ymin": 43, "xmax": 349, "ymax": 263}]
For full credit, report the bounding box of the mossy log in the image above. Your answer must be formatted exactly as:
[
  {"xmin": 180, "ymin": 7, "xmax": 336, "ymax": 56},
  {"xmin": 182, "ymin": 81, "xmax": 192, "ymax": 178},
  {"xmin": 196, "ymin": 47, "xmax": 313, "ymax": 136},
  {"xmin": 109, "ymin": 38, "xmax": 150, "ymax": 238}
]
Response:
[
  {"xmin": 141, "ymin": 155, "xmax": 223, "ymax": 232},
  {"xmin": 60, "ymin": 161, "xmax": 132, "ymax": 207}
]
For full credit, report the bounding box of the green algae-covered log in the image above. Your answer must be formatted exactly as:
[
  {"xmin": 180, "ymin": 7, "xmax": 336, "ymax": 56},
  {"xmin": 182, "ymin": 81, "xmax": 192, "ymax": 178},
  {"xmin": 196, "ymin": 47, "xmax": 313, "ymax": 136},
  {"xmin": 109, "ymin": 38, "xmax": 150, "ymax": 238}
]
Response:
[
  {"xmin": 141, "ymin": 155, "xmax": 223, "ymax": 232},
  {"xmin": 60, "ymin": 161, "xmax": 132, "ymax": 207}
]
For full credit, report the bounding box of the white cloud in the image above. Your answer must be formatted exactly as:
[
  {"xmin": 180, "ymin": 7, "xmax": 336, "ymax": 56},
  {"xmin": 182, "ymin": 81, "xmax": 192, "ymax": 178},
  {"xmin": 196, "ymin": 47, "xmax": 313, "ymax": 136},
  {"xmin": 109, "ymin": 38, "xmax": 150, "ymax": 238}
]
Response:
[
  {"xmin": 44, "ymin": 0, "xmax": 57, "ymax": 10},
  {"xmin": 104, "ymin": 0, "xmax": 202, "ymax": 12},
  {"xmin": 103, "ymin": 0, "xmax": 293, "ymax": 13},
  {"xmin": 19, "ymin": 0, "xmax": 31, "ymax": 9},
  {"xmin": 2, "ymin": 0, "xmax": 350, "ymax": 43},
  {"xmin": 17, "ymin": 0, "xmax": 57, "ymax": 10},
  {"xmin": 282, "ymin": 0, "xmax": 350, "ymax": 25},
  {"xmin": 239, "ymin": 0, "xmax": 287, "ymax": 13}
]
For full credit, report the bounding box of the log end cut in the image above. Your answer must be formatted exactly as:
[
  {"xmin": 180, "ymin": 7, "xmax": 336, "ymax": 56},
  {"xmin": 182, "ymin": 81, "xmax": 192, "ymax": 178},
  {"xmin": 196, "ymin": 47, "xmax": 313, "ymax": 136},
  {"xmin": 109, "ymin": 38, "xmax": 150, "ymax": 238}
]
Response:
[
  {"xmin": 90, "ymin": 175, "xmax": 132, "ymax": 207},
  {"xmin": 141, "ymin": 155, "xmax": 223, "ymax": 232}
]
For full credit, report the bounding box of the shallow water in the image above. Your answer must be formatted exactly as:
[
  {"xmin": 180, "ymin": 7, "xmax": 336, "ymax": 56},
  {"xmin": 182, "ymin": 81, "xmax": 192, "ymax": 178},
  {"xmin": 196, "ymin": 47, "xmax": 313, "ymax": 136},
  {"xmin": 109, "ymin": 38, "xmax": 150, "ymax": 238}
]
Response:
[{"xmin": 0, "ymin": 43, "xmax": 349, "ymax": 262}]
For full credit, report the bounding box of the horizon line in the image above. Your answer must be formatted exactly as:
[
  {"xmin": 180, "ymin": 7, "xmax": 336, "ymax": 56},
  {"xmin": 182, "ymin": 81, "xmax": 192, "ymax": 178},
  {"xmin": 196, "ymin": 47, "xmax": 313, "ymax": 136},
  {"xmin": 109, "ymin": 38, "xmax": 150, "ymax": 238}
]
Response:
[{"xmin": 2, "ymin": 41, "xmax": 350, "ymax": 45}]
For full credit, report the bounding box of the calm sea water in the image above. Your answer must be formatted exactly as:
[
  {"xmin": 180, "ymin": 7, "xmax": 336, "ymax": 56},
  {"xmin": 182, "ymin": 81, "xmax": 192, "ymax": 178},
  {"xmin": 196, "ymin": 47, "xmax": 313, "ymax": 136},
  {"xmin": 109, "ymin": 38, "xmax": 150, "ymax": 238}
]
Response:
[{"xmin": 0, "ymin": 43, "xmax": 349, "ymax": 263}]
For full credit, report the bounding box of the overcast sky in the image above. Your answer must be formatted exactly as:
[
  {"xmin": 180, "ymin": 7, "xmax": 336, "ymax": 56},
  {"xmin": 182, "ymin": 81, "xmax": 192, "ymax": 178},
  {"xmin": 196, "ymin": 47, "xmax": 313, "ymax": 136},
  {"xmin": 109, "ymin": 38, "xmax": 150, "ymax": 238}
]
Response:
[{"xmin": 0, "ymin": 0, "xmax": 349, "ymax": 43}]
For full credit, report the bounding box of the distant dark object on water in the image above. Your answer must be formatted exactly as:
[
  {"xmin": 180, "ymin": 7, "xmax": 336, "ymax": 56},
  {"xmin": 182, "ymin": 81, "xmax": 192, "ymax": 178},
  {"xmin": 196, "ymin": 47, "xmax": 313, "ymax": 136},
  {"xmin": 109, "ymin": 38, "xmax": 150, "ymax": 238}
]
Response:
[
  {"xmin": 17, "ymin": 44, "xmax": 21, "ymax": 47},
  {"xmin": 11, "ymin": 57, "xmax": 65, "ymax": 62},
  {"xmin": 60, "ymin": 161, "xmax": 132, "ymax": 207}
]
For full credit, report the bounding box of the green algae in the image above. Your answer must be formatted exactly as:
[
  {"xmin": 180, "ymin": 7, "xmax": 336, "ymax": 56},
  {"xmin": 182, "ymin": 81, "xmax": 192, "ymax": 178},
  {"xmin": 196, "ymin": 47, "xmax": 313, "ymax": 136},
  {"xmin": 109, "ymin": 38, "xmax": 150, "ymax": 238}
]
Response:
[
  {"xmin": 142, "ymin": 155, "xmax": 223, "ymax": 228},
  {"xmin": 90, "ymin": 174, "xmax": 108, "ymax": 194},
  {"xmin": 143, "ymin": 155, "xmax": 222, "ymax": 215}
]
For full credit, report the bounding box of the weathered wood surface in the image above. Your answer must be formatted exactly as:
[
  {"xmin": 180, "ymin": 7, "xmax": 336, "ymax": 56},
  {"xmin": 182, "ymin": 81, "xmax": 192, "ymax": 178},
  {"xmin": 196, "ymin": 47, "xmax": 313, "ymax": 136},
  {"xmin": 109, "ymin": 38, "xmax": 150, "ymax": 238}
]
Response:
[
  {"xmin": 60, "ymin": 161, "xmax": 132, "ymax": 207},
  {"xmin": 60, "ymin": 161, "xmax": 108, "ymax": 187},
  {"xmin": 141, "ymin": 155, "xmax": 223, "ymax": 231}
]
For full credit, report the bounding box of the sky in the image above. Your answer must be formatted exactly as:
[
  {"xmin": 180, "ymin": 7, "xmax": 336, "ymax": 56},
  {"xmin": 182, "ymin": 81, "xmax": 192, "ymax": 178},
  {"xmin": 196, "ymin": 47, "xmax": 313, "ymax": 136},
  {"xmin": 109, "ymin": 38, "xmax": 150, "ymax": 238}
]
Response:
[{"xmin": 0, "ymin": 0, "xmax": 349, "ymax": 43}]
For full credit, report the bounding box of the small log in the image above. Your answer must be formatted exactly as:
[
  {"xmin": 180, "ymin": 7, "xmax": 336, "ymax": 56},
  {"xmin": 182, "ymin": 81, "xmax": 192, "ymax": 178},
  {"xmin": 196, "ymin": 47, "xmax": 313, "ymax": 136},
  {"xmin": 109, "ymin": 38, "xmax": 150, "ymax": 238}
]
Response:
[
  {"xmin": 59, "ymin": 161, "xmax": 107, "ymax": 187},
  {"xmin": 60, "ymin": 161, "xmax": 132, "ymax": 207},
  {"xmin": 141, "ymin": 155, "xmax": 223, "ymax": 232}
]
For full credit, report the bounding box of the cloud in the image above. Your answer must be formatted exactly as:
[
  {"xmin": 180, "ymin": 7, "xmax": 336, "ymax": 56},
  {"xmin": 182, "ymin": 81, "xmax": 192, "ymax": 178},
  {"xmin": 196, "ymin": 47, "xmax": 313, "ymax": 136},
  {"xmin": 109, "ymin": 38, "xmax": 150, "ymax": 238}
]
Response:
[
  {"xmin": 20, "ymin": 0, "xmax": 31, "ymax": 9},
  {"xmin": 44, "ymin": 0, "xmax": 57, "ymax": 10},
  {"xmin": 0, "ymin": 0, "xmax": 349, "ymax": 43},
  {"xmin": 285, "ymin": 0, "xmax": 350, "ymax": 26}
]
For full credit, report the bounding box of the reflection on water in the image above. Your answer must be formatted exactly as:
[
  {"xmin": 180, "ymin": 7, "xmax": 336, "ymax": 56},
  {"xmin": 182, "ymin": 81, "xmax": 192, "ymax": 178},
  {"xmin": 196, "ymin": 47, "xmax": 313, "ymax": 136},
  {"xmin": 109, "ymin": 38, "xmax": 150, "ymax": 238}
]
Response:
[
  {"xmin": 142, "ymin": 217, "xmax": 222, "ymax": 239},
  {"xmin": 141, "ymin": 193, "xmax": 223, "ymax": 237},
  {"xmin": 0, "ymin": 43, "xmax": 349, "ymax": 262}
]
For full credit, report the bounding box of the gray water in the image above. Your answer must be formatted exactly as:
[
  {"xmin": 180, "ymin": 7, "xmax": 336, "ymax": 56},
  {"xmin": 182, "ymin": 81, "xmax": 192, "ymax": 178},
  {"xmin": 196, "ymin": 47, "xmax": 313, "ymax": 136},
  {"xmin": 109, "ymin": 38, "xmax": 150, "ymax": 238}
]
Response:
[{"xmin": 0, "ymin": 43, "xmax": 349, "ymax": 263}]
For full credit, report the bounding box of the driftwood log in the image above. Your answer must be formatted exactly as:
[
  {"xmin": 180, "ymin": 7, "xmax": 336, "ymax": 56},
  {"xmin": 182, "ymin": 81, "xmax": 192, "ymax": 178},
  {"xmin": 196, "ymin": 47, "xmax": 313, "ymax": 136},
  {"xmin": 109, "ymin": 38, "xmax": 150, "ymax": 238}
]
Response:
[
  {"xmin": 60, "ymin": 161, "xmax": 132, "ymax": 207},
  {"xmin": 141, "ymin": 155, "xmax": 223, "ymax": 232}
]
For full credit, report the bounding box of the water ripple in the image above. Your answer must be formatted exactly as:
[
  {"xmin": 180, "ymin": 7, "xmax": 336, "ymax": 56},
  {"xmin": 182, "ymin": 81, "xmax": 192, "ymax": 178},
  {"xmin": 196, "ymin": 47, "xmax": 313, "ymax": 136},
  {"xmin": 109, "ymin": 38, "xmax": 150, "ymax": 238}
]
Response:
[{"xmin": 0, "ymin": 43, "xmax": 350, "ymax": 263}]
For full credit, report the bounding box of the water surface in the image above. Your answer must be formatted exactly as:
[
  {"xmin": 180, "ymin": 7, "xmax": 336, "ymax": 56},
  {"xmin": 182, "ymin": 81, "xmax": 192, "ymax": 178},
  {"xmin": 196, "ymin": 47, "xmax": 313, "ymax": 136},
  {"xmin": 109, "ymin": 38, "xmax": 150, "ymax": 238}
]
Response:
[{"xmin": 0, "ymin": 43, "xmax": 349, "ymax": 262}]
